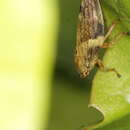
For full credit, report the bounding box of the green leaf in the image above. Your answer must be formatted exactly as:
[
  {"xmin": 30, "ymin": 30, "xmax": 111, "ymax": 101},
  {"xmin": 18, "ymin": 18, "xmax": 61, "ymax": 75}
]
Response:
[{"xmin": 87, "ymin": 0, "xmax": 130, "ymax": 129}]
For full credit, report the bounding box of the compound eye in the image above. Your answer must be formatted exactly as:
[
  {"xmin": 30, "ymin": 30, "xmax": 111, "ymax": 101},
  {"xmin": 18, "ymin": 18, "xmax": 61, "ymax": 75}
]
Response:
[
  {"xmin": 80, "ymin": 71, "xmax": 89, "ymax": 78},
  {"xmin": 85, "ymin": 71, "xmax": 89, "ymax": 76}
]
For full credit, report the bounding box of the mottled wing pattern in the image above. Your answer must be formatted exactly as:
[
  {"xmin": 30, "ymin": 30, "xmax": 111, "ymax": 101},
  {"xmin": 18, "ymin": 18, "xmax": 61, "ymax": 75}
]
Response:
[
  {"xmin": 75, "ymin": 0, "xmax": 105, "ymax": 77},
  {"xmin": 77, "ymin": 0, "xmax": 104, "ymax": 46}
]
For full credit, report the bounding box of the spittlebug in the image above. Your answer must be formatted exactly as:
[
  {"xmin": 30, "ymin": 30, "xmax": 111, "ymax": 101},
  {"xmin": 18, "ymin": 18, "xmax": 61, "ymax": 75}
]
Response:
[{"xmin": 74, "ymin": 0, "xmax": 124, "ymax": 78}]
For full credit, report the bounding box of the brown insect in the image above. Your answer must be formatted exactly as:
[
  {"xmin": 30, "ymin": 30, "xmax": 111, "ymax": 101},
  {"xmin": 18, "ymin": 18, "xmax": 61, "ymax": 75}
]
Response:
[{"xmin": 74, "ymin": 0, "xmax": 125, "ymax": 78}]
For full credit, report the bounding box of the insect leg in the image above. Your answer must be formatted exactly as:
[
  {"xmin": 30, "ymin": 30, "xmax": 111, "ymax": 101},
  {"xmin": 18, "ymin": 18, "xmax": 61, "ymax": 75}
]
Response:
[
  {"xmin": 96, "ymin": 59, "xmax": 121, "ymax": 78},
  {"xmin": 101, "ymin": 32, "xmax": 128, "ymax": 48},
  {"xmin": 104, "ymin": 20, "xmax": 119, "ymax": 41}
]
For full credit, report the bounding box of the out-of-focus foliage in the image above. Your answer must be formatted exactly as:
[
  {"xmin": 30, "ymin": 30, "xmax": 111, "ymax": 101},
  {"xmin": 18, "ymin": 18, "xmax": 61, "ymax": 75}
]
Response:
[{"xmin": 0, "ymin": 0, "xmax": 58, "ymax": 130}]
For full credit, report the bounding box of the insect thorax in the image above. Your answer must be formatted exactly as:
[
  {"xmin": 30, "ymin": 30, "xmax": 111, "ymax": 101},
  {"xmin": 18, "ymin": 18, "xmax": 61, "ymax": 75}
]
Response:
[{"xmin": 75, "ymin": 36, "xmax": 104, "ymax": 77}]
